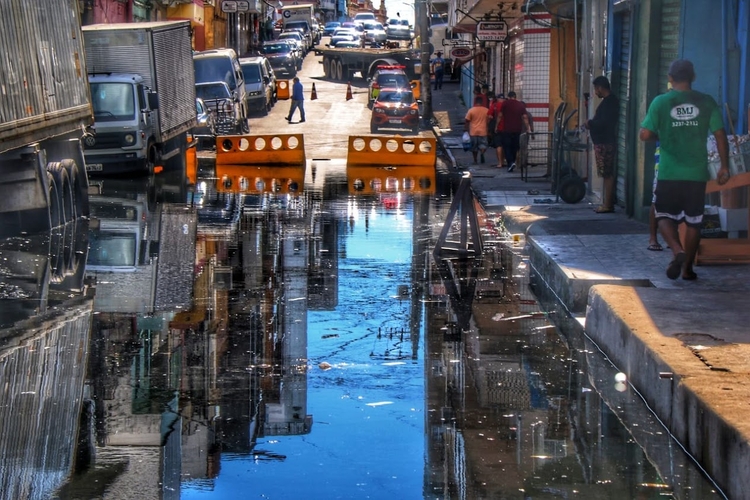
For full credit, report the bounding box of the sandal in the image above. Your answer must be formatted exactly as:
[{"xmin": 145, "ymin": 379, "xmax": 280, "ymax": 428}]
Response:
[
  {"xmin": 647, "ymin": 243, "xmax": 663, "ymax": 251},
  {"xmin": 594, "ymin": 206, "xmax": 614, "ymax": 214},
  {"xmin": 666, "ymin": 252, "xmax": 686, "ymax": 280},
  {"xmin": 682, "ymin": 270, "xmax": 698, "ymax": 281}
]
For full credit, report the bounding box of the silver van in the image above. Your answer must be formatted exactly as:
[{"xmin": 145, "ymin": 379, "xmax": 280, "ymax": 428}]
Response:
[{"xmin": 193, "ymin": 49, "xmax": 249, "ymax": 133}]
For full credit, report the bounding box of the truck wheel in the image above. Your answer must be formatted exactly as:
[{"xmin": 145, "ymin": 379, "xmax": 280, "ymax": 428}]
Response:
[
  {"xmin": 60, "ymin": 159, "xmax": 86, "ymax": 220},
  {"xmin": 323, "ymin": 57, "xmax": 331, "ymax": 79},
  {"xmin": 335, "ymin": 59, "xmax": 343, "ymax": 81},
  {"xmin": 145, "ymin": 142, "xmax": 157, "ymax": 176},
  {"xmin": 48, "ymin": 162, "xmax": 74, "ymax": 224},
  {"xmin": 47, "ymin": 171, "xmax": 62, "ymax": 229}
]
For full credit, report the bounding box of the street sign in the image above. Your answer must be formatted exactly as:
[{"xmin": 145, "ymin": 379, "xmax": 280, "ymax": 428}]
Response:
[
  {"xmin": 221, "ymin": 0, "xmax": 237, "ymax": 13},
  {"xmin": 450, "ymin": 47, "xmax": 472, "ymax": 60},
  {"xmin": 476, "ymin": 21, "xmax": 507, "ymax": 41},
  {"xmin": 236, "ymin": 0, "xmax": 250, "ymax": 11},
  {"xmin": 442, "ymin": 38, "xmax": 472, "ymax": 47}
]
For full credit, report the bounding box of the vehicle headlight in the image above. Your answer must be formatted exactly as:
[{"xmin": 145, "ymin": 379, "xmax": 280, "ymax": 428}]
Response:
[
  {"xmin": 249, "ymin": 91, "xmax": 262, "ymax": 96},
  {"xmin": 374, "ymin": 108, "xmax": 385, "ymax": 114},
  {"xmin": 410, "ymin": 110, "xmax": 417, "ymax": 115},
  {"xmin": 124, "ymin": 133, "xmax": 136, "ymax": 145}
]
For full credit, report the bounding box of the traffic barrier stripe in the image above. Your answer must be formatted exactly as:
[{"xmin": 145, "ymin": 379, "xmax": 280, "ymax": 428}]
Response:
[
  {"xmin": 347, "ymin": 165, "xmax": 435, "ymax": 194},
  {"xmin": 347, "ymin": 136, "xmax": 436, "ymax": 166},
  {"xmin": 216, "ymin": 165, "xmax": 305, "ymax": 194},
  {"xmin": 216, "ymin": 134, "xmax": 305, "ymax": 165}
]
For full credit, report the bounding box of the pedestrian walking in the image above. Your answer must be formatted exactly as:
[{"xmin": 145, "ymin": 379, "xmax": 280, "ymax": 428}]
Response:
[
  {"xmin": 583, "ymin": 76, "xmax": 619, "ymax": 213},
  {"xmin": 286, "ymin": 76, "xmax": 305, "ymax": 123},
  {"xmin": 464, "ymin": 97, "xmax": 490, "ymax": 164},
  {"xmin": 488, "ymin": 93, "xmax": 506, "ymax": 167},
  {"xmin": 639, "ymin": 59, "xmax": 730, "ymax": 280},
  {"xmin": 431, "ymin": 52, "xmax": 445, "ymax": 90},
  {"xmin": 496, "ymin": 91, "xmax": 532, "ymax": 172}
]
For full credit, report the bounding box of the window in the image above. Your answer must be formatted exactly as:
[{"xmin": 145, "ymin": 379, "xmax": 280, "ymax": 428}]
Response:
[{"xmin": 90, "ymin": 82, "xmax": 136, "ymax": 121}]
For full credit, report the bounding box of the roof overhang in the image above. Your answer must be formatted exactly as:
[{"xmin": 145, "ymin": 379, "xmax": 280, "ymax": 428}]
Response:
[{"xmin": 454, "ymin": 0, "xmax": 522, "ymax": 28}]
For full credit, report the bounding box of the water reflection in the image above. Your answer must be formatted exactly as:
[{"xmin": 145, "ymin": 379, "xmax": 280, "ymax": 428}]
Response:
[{"xmin": 0, "ymin": 166, "xmax": 722, "ymax": 499}]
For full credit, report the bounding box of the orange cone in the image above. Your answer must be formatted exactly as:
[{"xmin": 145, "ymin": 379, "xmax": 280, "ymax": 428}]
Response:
[
  {"xmin": 311, "ymin": 82, "xmax": 318, "ymax": 100},
  {"xmin": 346, "ymin": 81, "xmax": 353, "ymax": 101}
]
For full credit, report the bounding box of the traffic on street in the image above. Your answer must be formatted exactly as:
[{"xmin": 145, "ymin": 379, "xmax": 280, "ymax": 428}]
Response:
[{"xmin": 0, "ymin": 3, "xmax": 726, "ymax": 498}]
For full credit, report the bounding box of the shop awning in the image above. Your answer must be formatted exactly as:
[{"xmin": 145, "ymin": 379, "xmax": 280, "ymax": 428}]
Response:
[{"xmin": 454, "ymin": 0, "xmax": 521, "ymax": 30}]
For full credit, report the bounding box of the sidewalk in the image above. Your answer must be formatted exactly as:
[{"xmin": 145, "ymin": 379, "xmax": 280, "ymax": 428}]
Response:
[{"xmin": 431, "ymin": 81, "xmax": 750, "ymax": 499}]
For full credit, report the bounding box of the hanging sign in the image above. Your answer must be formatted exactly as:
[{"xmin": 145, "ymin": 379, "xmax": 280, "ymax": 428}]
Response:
[
  {"xmin": 450, "ymin": 47, "xmax": 472, "ymax": 60},
  {"xmin": 476, "ymin": 21, "xmax": 507, "ymax": 41},
  {"xmin": 221, "ymin": 0, "xmax": 237, "ymax": 12},
  {"xmin": 236, "ymin": 0, "xmax": 250, "ymax": 11}
]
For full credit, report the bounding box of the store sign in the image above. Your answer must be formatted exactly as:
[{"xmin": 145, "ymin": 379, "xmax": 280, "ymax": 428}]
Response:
[
  {"xmin": 236, "ymin": 0, "xmax": 250, "ymax": 11},
  {"xmin": 221, "ymin": 0, "xmax": 237, "ymax": 12},
  {"xmin": 442, "ymin": 38, "xmax": 472, "ymax": 47},
  {"xmin": 476, "ymin": 21, "xmax": 507, "ymax": 41},
  {"xmin": 450, "ymin": 47, "xmax": 472, "ymax": 60}
]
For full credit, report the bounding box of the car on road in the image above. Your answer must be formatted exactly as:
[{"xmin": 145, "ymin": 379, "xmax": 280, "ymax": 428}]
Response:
[
  {"xmin": 367, "ymin": 65, "xmax": 411, "ymax": 108},
  {"xmin": 263, "ymin": 40, "xmax": 300, "ymax": 76},
  {"xmin": 370, "ymin": 87, "xmax": 420, "ymax": 133},
  {"xmin": 330, "ymin": 27, "xmax": 363, "ymax": 47},
  {"xmin": 286, "ymin": 20, "xmax": 316, "ymax": 46},
  {"xmin": 195, "ymin": 81, "xmax": 246, "ymax": 135},
  {"xmin": 352, "ymin": 11, "xmax": 376, "ymax": 27},
  {"xmin": 386, "ymin": 18, "xmax": 412, "ymax": 40},
  {"xmin": 239, "ymin": 56, "xmax": 276, "ymax": 115},
  {"xmin": 193, "ymin": 48, "xmax": 248, "ymax": 132},
  {"xmin": 362, "ymin": 21, "xmax": 387, "ymax": 45},
  {"xmin": 279, "ymin": 30, "xmax": 308, "ymax": 54},
  {"xmin": 323, "ymin": 21, "xmax": 341, "ymax": 36},
  {"xmin": 192, "ymin": 97, "xmax": 216, "ymax": 148}
]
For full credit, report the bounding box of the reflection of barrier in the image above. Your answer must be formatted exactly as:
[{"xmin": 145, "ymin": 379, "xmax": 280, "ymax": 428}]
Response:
[
  {"xmin": 215, "ymin": 164, "xmax": 306, "ymax": 194},
  {"xmin": 434, "ymin": 172, "xmax": 482, "ymax": 259},
  {"xmin": 277, "ymin": 80, "xmax": 290, "ymax": 100},
  {"xmin": 347, "ymin": 164, "xmax": 435, "ymax": 194},
  {"xmin": 186, "ymin": 141, "xmax": 197, "ymax": 185},
  {"xmin": 215, "ymin": 134, "xmax": 305, "ymax": 165},
  {"xmin": 347, "ymin": 136, "xmax": 436, "ymax": 166}
]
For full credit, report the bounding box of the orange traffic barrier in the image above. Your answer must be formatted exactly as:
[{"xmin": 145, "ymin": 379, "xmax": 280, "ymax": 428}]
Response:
[
  {"xmin": 277, "ymin": 80, "xmax": 291, "ymax": 100},
  {"xmin": 410, "ymin": 79, "xmax": 421, "ymax": 100},
  {"xmin": 346, "ymin": 81, "xmax": 353, "ymax": 101},
  {"xmin": 185, "ymin": 140, "xmax": 197, "ymax": 185},
  {"xmin": 311, "ymin": 82, "xmax": 318, "ymax": 100},
  {"xmin": 347, "ymin": 135, "xmax": 436, "ymax": 166},
  {"xmin": 215, "ymin": 134, "xmax": 305, "ymax": 165},
  {"xmin": 347, "ymin": 164, "xmax": 435, "ymax": 195},
  {"xmin": 216, "ymin": 164, "xmax": 306, "ymax": 195}
]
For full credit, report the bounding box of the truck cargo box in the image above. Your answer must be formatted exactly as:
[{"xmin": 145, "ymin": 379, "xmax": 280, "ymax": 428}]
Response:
[
  {"xmin": 82, "ymin": 21, "xmax": 196, "ymax": 143},
  {"xmin": 0, "ymin": 0, "xmax": 93, "ymax": 154}
]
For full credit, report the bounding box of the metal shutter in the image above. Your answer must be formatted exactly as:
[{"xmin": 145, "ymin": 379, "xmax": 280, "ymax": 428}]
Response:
[
  {"xmin": 659, "ymin": 0, "xmax": 682, "ymax": 92},
  {"xmin": 614, "ymin": 10, "xmax": 633, "ymax": 207}
]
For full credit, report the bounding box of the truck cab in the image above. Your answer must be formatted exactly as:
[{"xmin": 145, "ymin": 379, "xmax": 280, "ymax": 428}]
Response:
[{"xmin": 84, "ymin": 73, "xmax": 160, "ymax": 175}]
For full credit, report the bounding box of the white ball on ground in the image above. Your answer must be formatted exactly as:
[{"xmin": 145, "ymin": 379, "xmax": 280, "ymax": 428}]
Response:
[{"xmin": 614, "ymin": 372, "xmax": 627, "ymax": 383}]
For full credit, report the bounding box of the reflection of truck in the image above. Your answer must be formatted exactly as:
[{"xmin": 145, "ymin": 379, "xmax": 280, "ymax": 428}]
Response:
[
  {"xmin": 318, "ymin": 46, "xmax": 420, "ymax": 82},
  {"xmin": 82, "ymin": 22, "xmax": 196, "ymax": 175},
  {"xmin": 0, "ymin": 0, "xmax": 92, "ymax": 236}
]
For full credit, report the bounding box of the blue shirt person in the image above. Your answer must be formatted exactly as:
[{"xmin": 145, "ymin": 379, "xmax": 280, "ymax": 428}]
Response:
[{"xmin": 286, "ymin": 77, "xmax": 305, "ymax": 123}]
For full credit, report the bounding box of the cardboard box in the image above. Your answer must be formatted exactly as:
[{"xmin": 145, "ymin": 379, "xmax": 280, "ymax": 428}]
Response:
[{"xmin": 719, "ymin": 207, "xmax": 748, "ymax": 232}]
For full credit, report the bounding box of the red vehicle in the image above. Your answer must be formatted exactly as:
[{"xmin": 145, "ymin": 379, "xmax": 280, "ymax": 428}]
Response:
[{"xmin": 370, "ymin": 87, "xmax": 420, "ymax": 134}]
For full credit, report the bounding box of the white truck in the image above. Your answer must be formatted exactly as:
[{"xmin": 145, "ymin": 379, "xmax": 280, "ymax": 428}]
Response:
[
  {"xmin": 281, "ymin": 4, "xmax": 319, "ymax": 44},
  {"xmin": 0, "ymin": 0, "xmax": 93, "ymax": 236},
  {"xmin": 82, "ymin": 22, "xmax": 196, "ymax": 176}
]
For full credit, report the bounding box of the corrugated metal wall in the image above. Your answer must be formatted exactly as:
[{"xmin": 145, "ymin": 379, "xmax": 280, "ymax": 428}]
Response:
[
  {"xmin": 0, "ymin": 0, "xmax": 92, "ymax": 150},
  {"xmin": 152, "ymin": 24, "xmax": 197, "ymax": 137},
  {"xmin": 0, "ymin": 304, "xmax": 93, "ymax": 498}
]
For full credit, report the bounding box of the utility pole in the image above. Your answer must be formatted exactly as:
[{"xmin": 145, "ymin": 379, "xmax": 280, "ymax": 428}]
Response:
[{"xmin": 416, "ymin": 0, "xmax": 432, "ymax": 126}]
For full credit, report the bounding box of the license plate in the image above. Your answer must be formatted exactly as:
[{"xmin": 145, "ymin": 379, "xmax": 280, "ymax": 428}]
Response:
[
  {"xmin": 388, "ymin": 119, "xmax": 402, "ymax": 124},
  {"xmin": 86, "ymin": 163, "xmax": 103, "ymax": 171}
]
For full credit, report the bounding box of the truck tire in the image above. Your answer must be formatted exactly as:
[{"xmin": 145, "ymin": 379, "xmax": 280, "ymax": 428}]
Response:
[
  {"xmin": 47, "ymin": 171, "xmax": 62, "ymax": 229},
  {"xmin": 323, "ymin": 57, "xmax": 331, "ymax": 79},
  {"xmin": 145, "ymin": 141, "xmax": 157, "ymax": 175},
  {"xmin": 335, "ymin": 59, "xmax": 343, "ymax": 81},
  {"xmin": 48, "ymin": 162, "xmax": 74, "ymax": 224},
  {"xmin": 60, "ymin": 159, "xmax": 86, "ymax": 221}
]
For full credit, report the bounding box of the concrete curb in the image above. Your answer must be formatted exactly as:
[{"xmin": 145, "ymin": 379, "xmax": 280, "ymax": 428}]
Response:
[{"xmin": 586, "ymin": 284, "xmax": 750, "ymax": 499}]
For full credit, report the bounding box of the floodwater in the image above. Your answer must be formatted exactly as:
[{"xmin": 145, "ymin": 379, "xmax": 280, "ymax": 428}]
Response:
[{"xmin": 0, "ymin": 163, "xmax": 723, "ymax": 499}]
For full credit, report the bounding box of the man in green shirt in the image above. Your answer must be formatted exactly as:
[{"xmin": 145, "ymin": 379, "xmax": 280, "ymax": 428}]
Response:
[{"xmin": 639, "ymin": 59, "xmax": 730, "ymax": 280}]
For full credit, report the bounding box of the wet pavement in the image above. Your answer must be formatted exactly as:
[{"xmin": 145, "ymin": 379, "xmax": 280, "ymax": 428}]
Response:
[{"xmin": 0, "ymin": 161, "xmax": 725, "ymax": 499}]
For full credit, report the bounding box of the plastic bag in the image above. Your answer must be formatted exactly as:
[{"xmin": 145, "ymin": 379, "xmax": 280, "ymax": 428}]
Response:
[{"xmin": 462, "ymin": 131, "xmax": 471, "ymax": 151}]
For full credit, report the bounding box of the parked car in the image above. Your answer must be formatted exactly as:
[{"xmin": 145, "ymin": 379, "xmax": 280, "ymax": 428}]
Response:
[
  {"xmin": 370, "ymin": 87, "xmax": 420, "ymax": 133},
  {"xmin": 279, "ymin": 31, "xmax": 308, "ymax": 54},
  {"xmin": 323, "ymin": 21, "xmax": 341, "ymax": 36},
  {"xmin": 285, "ymin": 20, "xmax": 315, "ymax": 47},
  {"xmin": 195, "ymin": 81, "xmax": 245, "ymax": 135},
  {"xmin": 386, "ymin": 18, "xmax": 412, "ymax": 40},
  {"xmin": 193, "ymin": 97, "xmax": 216, "ymax": 148},
  {"xmin": 362, "ymin": 21, "xmax": 387, "ymax": 45},
  {"xmin": 352, "ymin": 12, "xmax": 377, "ymax": 26},
  {"xmin": 193, "ymin": 49, "xmax": 248, "ymax": 133},
  {"xmin": 239, "ymin": 56, "xmax": 276, "ymax": 115},
  {"xmin": 335, "ymin": 40, "xmax": 362, "ymax": 49},
  {"xmin": 368, "ymin": 65, "xmax": 411, "ymax": 108},
  {"xmin": 263, "ymin": 41, "xmax": 299, "ymax": 76}
]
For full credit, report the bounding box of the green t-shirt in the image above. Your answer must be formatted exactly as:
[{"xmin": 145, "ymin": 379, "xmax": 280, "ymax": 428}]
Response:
[{"xmin": 640, "ymin": 89, "xmax": 724, "ymax": 181}]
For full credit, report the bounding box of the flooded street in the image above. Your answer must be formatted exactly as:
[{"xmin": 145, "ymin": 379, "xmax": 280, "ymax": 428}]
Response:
[{"xmin": 0, "ymin": 164, "xmax": 722, "ymax": 499}]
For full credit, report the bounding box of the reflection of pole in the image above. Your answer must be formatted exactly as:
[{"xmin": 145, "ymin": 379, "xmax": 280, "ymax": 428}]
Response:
[{"xmin": 416, "ymin": 0, "xmax": 432, "ymax": 125}]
